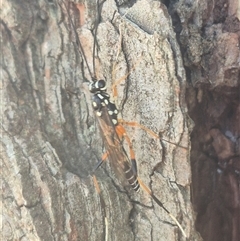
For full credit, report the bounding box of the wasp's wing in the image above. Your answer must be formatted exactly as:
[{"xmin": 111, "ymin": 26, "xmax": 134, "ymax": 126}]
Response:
[{"xmin": 96, "ymin": 107, "xmax": 139, "ymax": 191}]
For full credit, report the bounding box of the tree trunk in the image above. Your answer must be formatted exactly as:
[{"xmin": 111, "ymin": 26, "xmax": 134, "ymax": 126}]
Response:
[
  {"xmin": 2, "ymin": 0, "xmax": 239, "ymax": 241},
  {"xmin": 171, "ymin": 0, "xmax": 240, "ymax": 241}
]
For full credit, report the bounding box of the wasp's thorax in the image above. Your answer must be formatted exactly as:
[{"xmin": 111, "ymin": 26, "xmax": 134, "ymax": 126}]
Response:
[{"xmin": 90, "ymin": 80, "xmax": 118, "ymax": 125}]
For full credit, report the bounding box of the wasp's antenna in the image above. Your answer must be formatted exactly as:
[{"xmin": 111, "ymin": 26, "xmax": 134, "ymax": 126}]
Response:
[
  {"xmin": 61, "ymin": 0, "xmax": 93, "ymax": 80},
  {"xmin": 92, "ymin": 0, "xmax": 106, "ymax": 79}
]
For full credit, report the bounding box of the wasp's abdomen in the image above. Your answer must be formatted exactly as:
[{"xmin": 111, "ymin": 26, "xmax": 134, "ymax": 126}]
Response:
[{"xmin": 124, "ymin": 162, "xmax": 140, "ymax": 192}]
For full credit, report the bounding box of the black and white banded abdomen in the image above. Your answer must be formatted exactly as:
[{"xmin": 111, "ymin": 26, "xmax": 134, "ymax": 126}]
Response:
[{"xmin": 123, "ymin": 162, "xmax": 140, "ymax": 192}]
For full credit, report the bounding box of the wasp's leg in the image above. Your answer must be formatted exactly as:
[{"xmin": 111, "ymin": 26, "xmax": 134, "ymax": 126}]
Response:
[
  {"xmin": 92, "ymin": 175, "xmax": 108, "ymax": 241},
  {"xmin": 93, "ymin": 175, "xmax": 101, "ymax": 194},
  {"xmin": 118, "ymin": 119, "xmax": 159, "ymax": 138},
  {"xmin": 118, "ymin": 119, "xmax": 188, "ymax": 149},
  {"xmin": 92, "ymin": 152, "xmax": 109, "ymax": 174}
]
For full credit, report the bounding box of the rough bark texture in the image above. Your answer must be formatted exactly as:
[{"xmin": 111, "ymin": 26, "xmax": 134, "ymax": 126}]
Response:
[
  {"xmin": 168, "ymin": 0, "xmax": 240, "ymax": 241},
  {"xmin": 1, "ymin": 0, "xmax": 238, "ymax": 241}
]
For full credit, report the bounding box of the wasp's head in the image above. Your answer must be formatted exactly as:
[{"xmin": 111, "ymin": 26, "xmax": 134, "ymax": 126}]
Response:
[{"xmin": 89, "ymin": 79, "xmax": 106, "ymax": 93}]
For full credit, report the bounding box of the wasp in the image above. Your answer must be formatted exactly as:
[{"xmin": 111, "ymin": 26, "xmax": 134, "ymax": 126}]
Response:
[
  {"xmin": 61, "ymin": 0, "xmax": 186, "ymax": 238},
  {"xmin": 89, "ymin": 77, "xmax": 186, "ymax": 238}
]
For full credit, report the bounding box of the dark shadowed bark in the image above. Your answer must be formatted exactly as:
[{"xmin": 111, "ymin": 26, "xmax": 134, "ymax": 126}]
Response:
[
  {"xmin": 2, "ymin": 0, "xmax": 239, "ymax": 241},
  {"xmin": 168, "ymin": 0, "xmax": 240, "ymax": 241}
]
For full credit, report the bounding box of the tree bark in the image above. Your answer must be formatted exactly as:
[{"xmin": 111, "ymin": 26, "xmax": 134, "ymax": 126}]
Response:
[
  {"xmin": 3, "ymin": 0, "xmax": 238, "ymax": 241},
  {"xmin": 170, "ymin": 0, "xmax": 240, "ymax": 241}
]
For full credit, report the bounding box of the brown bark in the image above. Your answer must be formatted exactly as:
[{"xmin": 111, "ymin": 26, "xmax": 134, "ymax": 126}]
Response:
[{"xmin": 3, "ymin": 0, "xmax": 238, "ymax": 241}]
